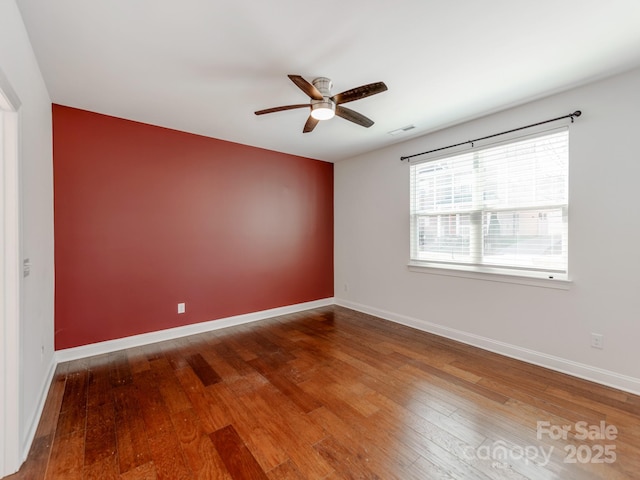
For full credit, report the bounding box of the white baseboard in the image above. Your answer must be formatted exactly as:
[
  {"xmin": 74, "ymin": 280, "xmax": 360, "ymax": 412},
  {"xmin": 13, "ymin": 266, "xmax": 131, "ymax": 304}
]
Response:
[
  {"xmin": 21, "ymin": 357, "xmax": 57, "ymax": 463},
  {"xmin": 335, "ymin": 298, "xmax": 640, "ymax": 396},
  {"xmin": 56, "ymin": 297, "xmax": 334, "ymax": 363},
  {"xmin": 57, "ymin": 295, "xmax": 640, "ymax": 395}
]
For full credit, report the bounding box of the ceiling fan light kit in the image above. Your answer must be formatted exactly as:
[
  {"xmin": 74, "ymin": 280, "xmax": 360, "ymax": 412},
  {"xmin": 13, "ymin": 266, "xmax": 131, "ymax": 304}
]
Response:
[
  {"xmin": 255, "ymin": 74, "xmax": 387, "ymax": 133},
  {"xmin": 310, "ymin": 104, "xmax": 335, "ymax": 120}
]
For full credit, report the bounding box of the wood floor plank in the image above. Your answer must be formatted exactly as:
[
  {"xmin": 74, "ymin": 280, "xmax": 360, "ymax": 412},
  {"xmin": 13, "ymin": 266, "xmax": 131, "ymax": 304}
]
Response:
[
  {"xmin": 113, "ymin": 384, "xmax": 152, "ymax": 474},
  {"xmin": 134, "ymin": 370, "xmax": 175, "ymax": 437},
  {"xmin": 88, "ymin": 358, "xmax": 116, "ymax": 408},
  {"xmin": 149, "ymin": 356, "xmax": 193, "ymax": 414},
  {"xmin": 161, "ymin": 337, "xmax": 196, "ymax": 371},
  {"xmin": 53, "ymin": 372, "xmax": 88, "ymax": 439},
  {"xmin": 170, "ymin": 408, "xmax": 233, "ymax": 480},
  {"xmin": 83, "ymin": 455, "xmax": 119, "ymax": 480},
  {"xmin": 44, "ymin": 429, "xmax": 85, "ymax": 480},
  {"xmin": 209, "ymin": 425, "xmax": 269, "ymax": 480},
  {"xmin": 173, "ymin": 366, "xmax": 231, "ymax": 434},
  {"xmin": 313, "ymin": 435, "xmax": 382, "ymax": 480},
  {"xmin": 109, "ymin": 351, "xmax": 134, "ymax": 387},
  {"xmin": 304, "ymin": 384, "xmax": 420, "ymax": 476},
  {"xmin": 205, "ymin": 340, "xmax": 256, "ymax": 378},
  {"xmin": 402, "ymin": 455, "xmax": 457, "ymax": 480},
  {"xmin": 266, "ymin": 460, "xmax": 307, "ymax": 480},
  {"xmin": 118, "ymin": 462, "xmax": 158, "ymax": 480},
  {"xmin": 248, "ymin": 356, "xmax": 322, "ymax": 413},
  {"xmin": 214, "ymin": 367, "xmax": 331, "ymax": 478},
  {"xmin": 84, "ymin": 402, "xmax": 117, "ymax": 467},
  {"xmin": 394, "ymin": 351, "xmax": 512, "ymax": 405},
  {"xmin": 146, "ymin": 425, "xmax": 193, "ymax": 480},
  {"xmin": 186, "ymin": 352, "xmax": 222, "ymax": 387},
  {"xmin": 208, "ymin": 381, "xmax": 290, "ymax": 472},
  {"xmin": 236, "ymin": 384, "xmax": 335, "ymax": 480},
  {"xmin": 10, "ymin": 306, "xmax": 640, "ymax": 479},
  {"xmin": 58, "ymin": 369, "xmax": 88, "ymax": 414},
  {"xmin": 197, "ymin": 344, "xmax": 244, "ymax": 384},
  {"xmin": 544, "ymin": 384, "xmax": 640, "ymax": 417},
  {"xmin": 126, "ymin": 346, "xmax": 152, "ymax": 375},
  {"xmin": 33, "ymin": 371, "xmax": 67, "ymax": 438},
  {"xmin": 308, "ymin": 405, "xmax": 417, "ymax": 477}
]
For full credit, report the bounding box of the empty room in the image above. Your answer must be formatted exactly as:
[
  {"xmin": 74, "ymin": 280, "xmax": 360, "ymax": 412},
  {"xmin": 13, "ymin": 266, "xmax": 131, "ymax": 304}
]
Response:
[{"xmin": 2, "ymin": 1, "xmax": 640, "ymax": 479}]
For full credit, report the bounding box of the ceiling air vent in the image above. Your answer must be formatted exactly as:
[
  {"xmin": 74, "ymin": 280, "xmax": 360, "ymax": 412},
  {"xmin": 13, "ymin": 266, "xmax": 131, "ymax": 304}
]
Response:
[{"xmin": 388, "ymin": 124, "xmax": 416, "ymax": 136}]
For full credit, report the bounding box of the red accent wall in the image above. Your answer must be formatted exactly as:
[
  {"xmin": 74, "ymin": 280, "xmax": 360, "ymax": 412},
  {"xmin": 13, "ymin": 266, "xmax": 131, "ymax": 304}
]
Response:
[{"xmin": 53, "ymin": 104, "xmax": 333, "ymax": 350}]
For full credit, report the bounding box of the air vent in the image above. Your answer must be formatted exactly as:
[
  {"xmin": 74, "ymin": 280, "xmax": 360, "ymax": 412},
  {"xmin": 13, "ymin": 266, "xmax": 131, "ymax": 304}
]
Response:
[{"xmin": 388, "ymin": 125, "xmax": 416, "ymax": 136}]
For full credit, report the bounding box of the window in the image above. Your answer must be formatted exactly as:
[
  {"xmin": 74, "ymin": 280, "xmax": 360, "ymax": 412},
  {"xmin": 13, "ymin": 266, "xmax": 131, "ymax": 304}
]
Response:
[{"xmin": 410, "ymin": 128, "xmax": 568, "ymax": 279}]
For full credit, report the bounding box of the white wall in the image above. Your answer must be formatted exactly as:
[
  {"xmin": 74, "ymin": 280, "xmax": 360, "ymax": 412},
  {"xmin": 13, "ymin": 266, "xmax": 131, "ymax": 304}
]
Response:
[
  {"xmin": 0, "ymin": 0, "xmax": 55, "ymax": 471},
  {"xmin": 335, "ymin": 66, "xmax": 640, "ymax": 394}
]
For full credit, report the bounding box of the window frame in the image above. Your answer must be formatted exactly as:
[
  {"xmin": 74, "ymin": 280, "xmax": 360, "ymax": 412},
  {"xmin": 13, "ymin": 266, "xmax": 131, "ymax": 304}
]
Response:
[{"xmin": 408, "ymin": 125, "xmax": 571, "ymax": 288}]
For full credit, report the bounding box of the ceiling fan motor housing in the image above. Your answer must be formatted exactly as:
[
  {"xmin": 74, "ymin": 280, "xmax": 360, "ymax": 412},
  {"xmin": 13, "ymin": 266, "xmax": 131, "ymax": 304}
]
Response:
[
  {"xmin": 255, "ymin": 74, "xmax": 387, "ymax": 131},
  {"xmin": 310, "ymin": 77, "xmax": 336, "ymax": 119},
  {"xmin": 312, "ymin": 77, "xmax": 333, "ymax": 96}
]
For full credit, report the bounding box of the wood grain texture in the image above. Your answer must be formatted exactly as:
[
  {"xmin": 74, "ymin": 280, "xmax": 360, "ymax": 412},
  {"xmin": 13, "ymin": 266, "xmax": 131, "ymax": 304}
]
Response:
[
  {"xmin": 7, "ymin": 306, "xmax": 640, "ymax": 479},
  {"xmin": 209, "ymin": 425, "xmax": 269, "ymax": 480}
]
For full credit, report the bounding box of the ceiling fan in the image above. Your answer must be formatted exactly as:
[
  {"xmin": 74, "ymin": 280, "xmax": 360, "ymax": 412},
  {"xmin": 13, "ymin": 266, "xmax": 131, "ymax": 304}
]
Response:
[{"xmin": 255, "ymin": 75, "xmax": 388, "ymax": 133}]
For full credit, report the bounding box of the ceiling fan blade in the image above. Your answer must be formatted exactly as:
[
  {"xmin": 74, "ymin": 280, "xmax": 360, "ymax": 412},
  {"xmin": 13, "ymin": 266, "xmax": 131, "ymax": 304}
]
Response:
[
  {"xmin": 335, "ymin": 106, "xmax": 374, "ymax": 128},
  {"xmin": 255, "ymin": 104, "xmax": 309, "ymax": 115},
  {"xmin": 332, "ymin": 82, "xmax": 388, "ymax": 105},
  {"xmin": 303, "ymin": 115, "xmax": 320, "ymax": 133},
  {"xmin": 288, "ymin": 75, "xmax": 323, "ymax": 100}
]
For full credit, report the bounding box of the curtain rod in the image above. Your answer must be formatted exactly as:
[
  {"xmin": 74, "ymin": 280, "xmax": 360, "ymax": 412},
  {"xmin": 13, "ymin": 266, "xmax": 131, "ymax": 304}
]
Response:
[{"xmin": 400, "ymin": 110, "xmax": 581, "ymax": 162}]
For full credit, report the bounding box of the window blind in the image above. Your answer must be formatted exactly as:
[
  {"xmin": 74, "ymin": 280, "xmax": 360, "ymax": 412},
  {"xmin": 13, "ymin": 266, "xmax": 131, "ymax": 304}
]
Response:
[{"xmin": 410, "ymin": 128, "xmax": 569, "ymax": 276}]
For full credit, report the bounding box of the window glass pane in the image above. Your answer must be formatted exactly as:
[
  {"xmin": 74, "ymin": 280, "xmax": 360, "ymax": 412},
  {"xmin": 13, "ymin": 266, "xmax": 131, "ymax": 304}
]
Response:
[
  {"xmin": 413, "ymin": 154, "xmax": 474, "ymax": 213},
  {"xmin": 482, "ymin": 208, "xmax": 565, "ymax": 269},
  {"xmin": 415, "ymin": 213, "xmax": 472, "ymax": 261},
  {"xmin": 480, "ymin": 131, "xmax": 568, "ymax": 209}
]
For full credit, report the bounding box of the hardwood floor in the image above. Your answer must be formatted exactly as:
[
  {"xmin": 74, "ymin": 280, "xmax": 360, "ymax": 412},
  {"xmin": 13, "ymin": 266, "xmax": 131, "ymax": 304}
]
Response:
[{"xmin": 7, "ymin": 306, "xmax": 640, "ymax": 479}]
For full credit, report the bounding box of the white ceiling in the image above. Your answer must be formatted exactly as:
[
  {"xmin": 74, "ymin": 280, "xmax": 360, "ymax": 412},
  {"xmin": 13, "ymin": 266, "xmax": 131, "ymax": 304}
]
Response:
[{"xmin": 15, "ymin": 0, "xmax": 640, "ymax": 162}]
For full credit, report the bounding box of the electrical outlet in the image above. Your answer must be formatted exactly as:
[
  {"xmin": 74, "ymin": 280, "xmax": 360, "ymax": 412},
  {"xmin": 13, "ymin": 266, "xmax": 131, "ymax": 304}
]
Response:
[
  {"xmin": 177, "ymin": 303, "xmax": 185, "ymax": 314},
  {"xmin": 591, "ymin": 333, "xmax": 604, "ymax": 349}
]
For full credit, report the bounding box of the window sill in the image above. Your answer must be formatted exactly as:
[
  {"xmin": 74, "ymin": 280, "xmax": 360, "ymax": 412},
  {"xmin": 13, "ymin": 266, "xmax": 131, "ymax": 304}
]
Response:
[{"xmin": 407, "ymin": 262, "xmax": 572, "ymax": 290}]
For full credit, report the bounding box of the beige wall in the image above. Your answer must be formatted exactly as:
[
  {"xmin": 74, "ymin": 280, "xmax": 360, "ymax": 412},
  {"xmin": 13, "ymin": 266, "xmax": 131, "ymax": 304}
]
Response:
[{"xmin": 335, "ymin": 66, "xmax": 640, "ymax": 394}]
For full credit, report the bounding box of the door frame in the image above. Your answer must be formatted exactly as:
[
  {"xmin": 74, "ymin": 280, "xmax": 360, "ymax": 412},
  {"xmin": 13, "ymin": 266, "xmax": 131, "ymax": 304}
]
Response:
[{"xmin": 0, "ymin": 66, "xmax": 22, "ymax": 477}]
